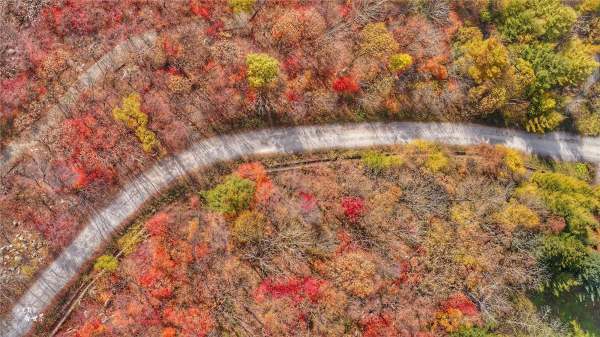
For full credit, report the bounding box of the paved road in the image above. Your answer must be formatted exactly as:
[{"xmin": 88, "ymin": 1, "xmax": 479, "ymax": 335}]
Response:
[
  {"xmin": 1, "ymin": 122, "xmax": 599, "ymax": 337},
  {"xmin": 0, "ymin": 30, "xmax": 157, "ymax": 177}
]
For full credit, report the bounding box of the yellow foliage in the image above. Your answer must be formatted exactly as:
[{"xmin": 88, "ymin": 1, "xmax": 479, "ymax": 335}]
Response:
[
  {"xmin": 232, "ymin": 210, "xmax": 267, "ymax": 244},
  {"xmin": 525, "ymin": 111, "xmax": 565, "ymax": 133},
  {"xmin": 113, "ymin": 93, "xmax": 160, "ymax": 152},
  {"xmin": 426, "ymin": 151, "xmax": 450, "ymax": 173},
  {"xmin": 389, "ymin": 53, "xmax": 413, "ymax": 72},
  {"xmin": 498, "ymin": 146, "xmax": 527, "ymax": 176},
  {"xmin": 229, "ymin": 0, "xmax": 255, "ymax": 13},
  {"xmin": 436, "ymin": 308, "xmax": 466, "ymax": 333},
  {"xmin": 494, "ymin": 200, "xmax": 541, "ymax": 231},
  {"xmin": 359, "ymin": 22, "xmax": 399, "ymax": 59},
  {"xmin": 450, "ymin": 202, "xmax": 477, "ymax": 227},
  {"xmin": 117, "ymin": 222, "xmax": 145, "ymax": 256}
]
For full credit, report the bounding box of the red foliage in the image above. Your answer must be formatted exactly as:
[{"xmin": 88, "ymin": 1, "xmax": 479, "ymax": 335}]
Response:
[
  {"xmin": 333, "ymin": 76, "xmax": 360, "ymax": 94},
  {"xmin": 283, "ymin": 56, "xmax": 302, "ymax": 77},
  {"xmin": 145, "ymin": 212, "xmax": 170, "ymax": 237},
  {"xmin": 441, "ymin": 293, "xmax": 479, "ymax": 317},
  {"xmin": 286, "ymin": 90, "xmax": 301, "ymax": 102},
  {"xmin": 341, "ymin": 196, "xmax": 365, "ymax": 222},
  {"xmin": 361, "ymin": 313, "xmax": 396, "ymax": 337},
  {"xmin": 163, "ymin": 38, "xmax": 182, "ymax": 58},
  {"xmin": 34, "ymin": 214, "xmax": 75, "ymax": 249},
  {"xmin": 163, "ymin": 306, "xmax": 214, "ymax": 337},
  {"xmin": 61, "ymin": 115, "xmax": 116, "ymax": 190},
  {"xmin": 299, "ymin": 191, "xmax": 317, "ymax": 213},
  {"xmin": 190, "ymin": 0, "xmax": 212, "ymax": 18},
  {"xmin": 0, "ymin": 72, "xmax": 29, "ymax": 107},
  {"xmin": 255, "ymin": 277, "xmax": 326, "ymax": 303},
  {"xmin": 206, "ymin": 19, "xmax": 224, "ymax": 37}
]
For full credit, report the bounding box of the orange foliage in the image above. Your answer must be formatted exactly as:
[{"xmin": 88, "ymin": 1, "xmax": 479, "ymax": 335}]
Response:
[
  {"xmin": 162, "ymin": 327, "xmax": 177, "ymax": 337},
  {"xmin": 74, "ymin": 319, "xmax": 105, "ymax": 337},
  {"xmin": 235, "ymin": 162, "xmax": 274, "ymax": 203},
  {"xmin": 420, "ymin": 57, "xmax": 448, "ymax": 80}
]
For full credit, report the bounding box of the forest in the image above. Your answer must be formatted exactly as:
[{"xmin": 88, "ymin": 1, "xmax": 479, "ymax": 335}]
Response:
[
  {"xmin": 37, "ymin": 144, "xmax": 600, "ymax": 337},
  {"xmin": 0, "ymin": 0, "xmax": 598, "ymax": 336}
]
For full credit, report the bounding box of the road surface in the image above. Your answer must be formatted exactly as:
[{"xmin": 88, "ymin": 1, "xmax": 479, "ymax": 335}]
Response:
[{"xmin": 1, "ymin": 122, "xmax": 600, "ymax": 337}]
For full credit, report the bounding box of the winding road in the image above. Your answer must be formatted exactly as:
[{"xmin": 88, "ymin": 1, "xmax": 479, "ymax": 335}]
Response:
[{"xmin": 1, "ymin": 122, "xmax": 599, "ymax": 337}]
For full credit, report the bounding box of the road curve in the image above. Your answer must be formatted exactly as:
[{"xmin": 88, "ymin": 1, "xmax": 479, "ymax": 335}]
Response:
[
  {"xmin": 1, "ymin": 122, "xmax": 599, "ymax": 337},
  {"xmin": 0, "ymin": 30, "xmax": 157, "ymax": 177}
]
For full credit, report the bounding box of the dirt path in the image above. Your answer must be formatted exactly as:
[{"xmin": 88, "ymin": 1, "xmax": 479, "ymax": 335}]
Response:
[
  {"xmin": 1, "ymin": 122, "xmax": 599, "ymax": 337},
  {"xmin": 0, "ymin": 30, "xmax": 158, "ymax": 177}
]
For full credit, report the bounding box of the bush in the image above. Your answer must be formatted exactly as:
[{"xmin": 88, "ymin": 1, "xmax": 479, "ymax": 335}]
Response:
[
  {"xmin": 575, "ymin": 111, "xmax": 600, "ymax": 136},
  {"xmin": 450, "ymin": 326, "xmax": 499, "ymax": 337},
  {"xmin": 361, "ymin": 151, "xmax": 403, "ymax": 173},
  {"xmin": 113, "ymin": 93, "xmax": 159, "ymax": 152},
  {"xmin": 94, "ymin": 255, "xmax": 118, "ymax": 272},
  {"xmin": 579, "ymin": 252, "xmax": 600, "ymax": 302},
  {"xmin": 231, "ymin": 210, "xmax": 267, "ymax": 244},
  {"xmin": 494, "ymin": 200, "xmax": 540, "ymax": 231},
  {"xmin": 229, "ymin": 0, "xmax": 255, "ymax": 14},
  {"xmin": 496, "ymin": 0, "xmax": 577, "ymax": 43},
  {"xmin": 538, "ymin": 234, "xmax": 587, "ymax": 296},
  {"xmin": 359, "ymin": 22, "xmax": 399, "ymax": 59},
  {"xmin": 501, "ymin": 147, "xmax": 526, "ymax": 176},
  {"xmin": 426, "ymin": 151, "xmax": 450, "ymax": 173},
  {"xmin": 528, "ymin": 172, "xmax": 599, "ymax": 235},
  {"xmin": 246, "ymin": 53, "xmax": 279, "ymax": 88},
  {"xmin": 389, "ymin": 53, "xmax": 413, "ymax": 72},
  {"xmin": 201, "ymin": 175, "xmax": 256, "ymax": 215}
]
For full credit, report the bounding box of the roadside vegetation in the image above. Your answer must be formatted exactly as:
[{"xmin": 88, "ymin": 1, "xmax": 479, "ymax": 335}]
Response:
[
  {"xmin": 0, "ymin": 0, "xmax": 598, "ymax": 327},
  {"xmin": 38, "ymin": 143, "xmax": 600, "ymax": 337}
]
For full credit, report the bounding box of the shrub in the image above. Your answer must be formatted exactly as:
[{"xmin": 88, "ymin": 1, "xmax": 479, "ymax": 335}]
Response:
[
  {"xmin": 229, "ymin": 0, "xmax": 255, "ymax": 14},
  {"xmin": 426, "ymin": 151, "xmax": 450, "ymax": 173},
  {"xmin": 501, "ymin": 147, "xmax": 526, "ymax": 176},
  {"xmin": 341, "ymin": 196, "xmax": 365, "ymax": 222},
  {"xmin": 450, "ymin": 326, "xmax": 499, "ymax": 337},
  {"xmin": 494, "ymin": 200, "xmax": 540, "ymax": 231},
  {"xmin": 528, "ymin": 172, "xmax": 599, "ymax": 235},
  {"xmin": 117, "ymin": 223, "xmax": 145, "ymax": 255},
  {"xmin": 538, "ymin": 234, "xmax": 587, "ymax": 296},
  {"xmin": 328, "ymin": 251, "xmax": 377, "ymax": 298},
  {"xmin": 575, "ymin": 111, "xmax": 600, "ymax": 136},
  {"xmin": 579, "ymin": 252, "xmax": 600, "ymax": 302},
  {"xmin": 361, "ymin": 151, "xmax": 403, "ymax": 173},
  {"xmin": 389, "ymin": 53, "xmax": 413, "ymax": 72},
  {"xmin": 231, "ymin": 210, "xmax": 266, "ymax": 244},
  {"xmin": 113, "ymin": 93, "xmax": 159, "ymax": 152},
  {"xmin": 246, "ymin": 53, "xmax": 279, "ymax": 88},
  {"xmin": 496, "ymin": 0, "xmax": 577, "ymax": 43},
  {"xmin": 201, "ymin": 175, "xmax": 256, "ymax": 215},
  {"xmin": 94, "ymin": 255, "xmax": 118, "ymax": 272},
  {"xmin": 332, "ymin": 76, "xmax": 360, "ymax": 94},
  {"xmin": 359, "ymin": 22, "xmax": 399, "ymax": 59}
]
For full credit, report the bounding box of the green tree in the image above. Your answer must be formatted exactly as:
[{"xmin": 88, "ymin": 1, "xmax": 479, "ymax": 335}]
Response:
[
  {"xmin": 246, "ymin": 53, "xmax": 279, "ymax": 88},
  {"xmin": 538, "ymin": 234, "xmax": 587, "ymax": 296},
  {"xmin": 201, "ymin": 175, "xmax": 256, "ymax": 215},
  {"xmin": 496, "ymin": 0, "xmax": 577, "ymax": 43}
]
